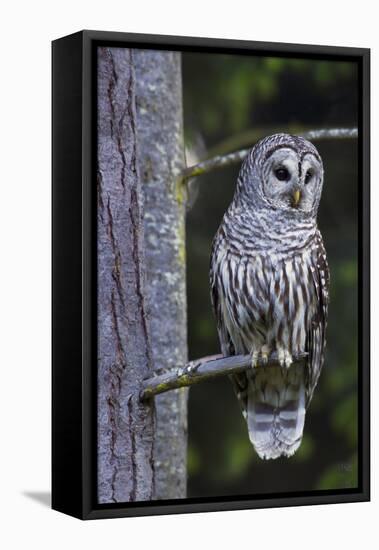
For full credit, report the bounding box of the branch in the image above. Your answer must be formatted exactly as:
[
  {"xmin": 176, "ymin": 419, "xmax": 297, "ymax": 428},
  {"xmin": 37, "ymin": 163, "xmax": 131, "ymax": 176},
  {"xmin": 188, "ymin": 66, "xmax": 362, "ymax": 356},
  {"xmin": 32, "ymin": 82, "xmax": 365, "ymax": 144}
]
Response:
[
  {"xmin": 301, "ymin": 127, "xmax": 358, "ymax": 141},
  {"xmin": 182, "ymin": 127, "xmax": 358, "ymax": 181},
  {"xmin": 140, "ymin": 351, "xmax": 308, "ymax": 400},
  {"xmin": 206, "ymin": 125, "xmax": 358, "ymax": 158}
]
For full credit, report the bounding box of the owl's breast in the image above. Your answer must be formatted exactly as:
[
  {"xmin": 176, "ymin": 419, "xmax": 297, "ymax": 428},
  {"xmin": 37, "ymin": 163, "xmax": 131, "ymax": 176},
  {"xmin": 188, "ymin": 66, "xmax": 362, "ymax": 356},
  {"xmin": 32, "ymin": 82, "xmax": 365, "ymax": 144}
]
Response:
[{"xmin": 214, "ymin": 242, "xmax": 318, "ymax": 354}]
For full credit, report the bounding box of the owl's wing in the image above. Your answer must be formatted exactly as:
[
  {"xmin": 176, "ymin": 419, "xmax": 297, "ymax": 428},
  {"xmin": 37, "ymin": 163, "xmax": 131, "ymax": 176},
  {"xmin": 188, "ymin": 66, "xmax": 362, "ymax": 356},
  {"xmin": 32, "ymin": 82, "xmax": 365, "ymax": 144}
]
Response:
[
  {"xmin": 210, "ymin": 262, "xmax": 234, "ymax": 357},
  {"xmin": 306, "ymin": 232, "xmax": 330, "ymax": 405},
  {"xmin": 210, "ymin": 253, "xmax": 251, "ymax": 415}
]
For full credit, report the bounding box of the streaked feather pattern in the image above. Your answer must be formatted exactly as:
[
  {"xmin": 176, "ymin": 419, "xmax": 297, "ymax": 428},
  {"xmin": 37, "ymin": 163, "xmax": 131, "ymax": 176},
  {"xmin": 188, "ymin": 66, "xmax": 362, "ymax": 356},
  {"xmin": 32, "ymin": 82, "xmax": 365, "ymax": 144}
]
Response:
[{"xmin": 210, "ymin": 134, "xmax": 329, "ymax": 459}]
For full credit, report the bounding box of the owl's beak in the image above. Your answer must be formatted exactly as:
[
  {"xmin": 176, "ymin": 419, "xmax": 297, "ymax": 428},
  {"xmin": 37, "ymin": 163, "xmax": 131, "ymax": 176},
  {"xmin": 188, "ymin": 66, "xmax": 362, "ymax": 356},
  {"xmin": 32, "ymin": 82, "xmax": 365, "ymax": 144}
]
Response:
[{"xmin": 292, "ymin": 189, "xmax": 301, "ymax": 207}]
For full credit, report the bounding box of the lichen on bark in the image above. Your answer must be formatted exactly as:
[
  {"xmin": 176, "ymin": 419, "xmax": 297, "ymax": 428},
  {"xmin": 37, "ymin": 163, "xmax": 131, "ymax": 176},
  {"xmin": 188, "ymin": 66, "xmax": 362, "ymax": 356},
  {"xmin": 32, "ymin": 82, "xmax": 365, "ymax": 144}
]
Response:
[{"xmin": 134, "ymin": 50, "xmax": 188, "ymax": 500}]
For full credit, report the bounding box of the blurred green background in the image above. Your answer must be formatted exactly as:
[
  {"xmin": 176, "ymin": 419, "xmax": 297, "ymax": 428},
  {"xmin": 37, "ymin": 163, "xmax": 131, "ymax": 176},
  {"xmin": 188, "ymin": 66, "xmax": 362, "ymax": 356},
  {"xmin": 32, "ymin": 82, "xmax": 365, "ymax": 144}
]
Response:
[{"xmin": 182, "ymin": 53, "xmax": 359, "ymax": 497}]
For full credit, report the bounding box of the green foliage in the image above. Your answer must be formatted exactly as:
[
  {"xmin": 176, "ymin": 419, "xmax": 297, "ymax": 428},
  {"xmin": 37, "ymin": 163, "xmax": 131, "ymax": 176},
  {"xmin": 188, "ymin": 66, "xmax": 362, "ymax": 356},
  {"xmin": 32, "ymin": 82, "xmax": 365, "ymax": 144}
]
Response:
[
  {"xmin": 333, "ymin": 395, "xmax": 358, "ymax": 448},
  {"xmin": 223, "ymin": 431, "xmax": 254, "ymax": 479},
  {"xmin": 292, "ymin": 434, "xmax": 315, "ymax": 462},
  {"xmin": 183, "ymin": 54, "xmax": 357, "ymax": 149},
  {"xmin": 317, "ymin": 454, "xmax": 358, "ymax": 490}
]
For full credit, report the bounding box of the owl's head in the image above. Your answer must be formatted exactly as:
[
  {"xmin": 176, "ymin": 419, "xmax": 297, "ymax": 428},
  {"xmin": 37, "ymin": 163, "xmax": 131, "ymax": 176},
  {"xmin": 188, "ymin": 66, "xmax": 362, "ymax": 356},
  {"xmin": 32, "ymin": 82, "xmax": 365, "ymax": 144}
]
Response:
[{"xmin": 238, "ymin": 134, "xmax": 324, "ymax": 217}]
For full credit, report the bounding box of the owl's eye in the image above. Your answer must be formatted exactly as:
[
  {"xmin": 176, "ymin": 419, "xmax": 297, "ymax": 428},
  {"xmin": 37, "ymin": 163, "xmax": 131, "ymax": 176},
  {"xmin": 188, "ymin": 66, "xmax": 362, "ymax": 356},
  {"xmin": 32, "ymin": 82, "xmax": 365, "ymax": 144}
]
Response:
[
  {"xmin": 274, "ymin": 167, "xmax": 290, "ymax": 181},
  {"xmin": 305, "ymin": 169, "xmax": 313, "ymax": 184}
]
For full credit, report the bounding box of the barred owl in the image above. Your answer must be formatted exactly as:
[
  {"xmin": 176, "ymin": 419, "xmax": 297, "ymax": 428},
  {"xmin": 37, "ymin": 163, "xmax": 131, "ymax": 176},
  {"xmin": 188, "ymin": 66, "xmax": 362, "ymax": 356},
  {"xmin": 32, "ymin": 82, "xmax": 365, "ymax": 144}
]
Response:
[{"xmin": 210, "ymin": 134, "xmax": 329, "ymax": 460}]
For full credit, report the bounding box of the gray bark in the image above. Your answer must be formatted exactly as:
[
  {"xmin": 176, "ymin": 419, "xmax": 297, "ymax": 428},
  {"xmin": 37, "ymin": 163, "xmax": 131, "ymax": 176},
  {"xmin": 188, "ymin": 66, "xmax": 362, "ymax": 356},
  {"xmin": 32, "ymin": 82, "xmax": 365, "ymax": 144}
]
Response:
[
  {"xmin": 134, "ymin": 50, "xmax": 188, "ymax": 500},
  {"xmin": 97, "ymin": 47, "xmax": 155, "ymax": 504}
]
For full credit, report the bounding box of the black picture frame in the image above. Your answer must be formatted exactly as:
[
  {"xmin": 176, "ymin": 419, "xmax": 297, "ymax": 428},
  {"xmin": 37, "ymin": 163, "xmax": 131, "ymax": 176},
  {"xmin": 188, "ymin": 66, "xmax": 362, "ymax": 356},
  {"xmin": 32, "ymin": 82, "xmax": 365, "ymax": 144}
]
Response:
[{"xmin": 52, "ymin": 30, "xmax": 370, "ymax": 520}]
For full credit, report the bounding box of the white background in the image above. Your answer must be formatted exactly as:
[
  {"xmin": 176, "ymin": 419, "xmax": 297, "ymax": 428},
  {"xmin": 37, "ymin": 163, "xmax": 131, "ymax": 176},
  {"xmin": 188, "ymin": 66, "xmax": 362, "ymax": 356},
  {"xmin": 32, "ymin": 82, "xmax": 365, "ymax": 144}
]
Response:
[{"xmin": 0, "ymin": 1, "xmax": 376, "ymax": 548}]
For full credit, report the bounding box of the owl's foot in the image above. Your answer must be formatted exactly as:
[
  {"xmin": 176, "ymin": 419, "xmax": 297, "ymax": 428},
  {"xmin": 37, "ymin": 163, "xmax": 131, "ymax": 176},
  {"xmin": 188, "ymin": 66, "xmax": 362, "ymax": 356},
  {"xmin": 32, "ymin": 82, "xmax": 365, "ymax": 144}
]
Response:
[
  {"xmin": 250, "ymin": 345, "xmax": 271, "ymax": 368},
  {"xmin": 260, "ymin": 344, "xmax": 271, "ymax": 365},
  {"xmin": 250, "ymin": 350, "xmax": 259, "ymax": 368},
  {"xmin": 277, "ymin": 347, "xmax": 293, "ymax": 369}
]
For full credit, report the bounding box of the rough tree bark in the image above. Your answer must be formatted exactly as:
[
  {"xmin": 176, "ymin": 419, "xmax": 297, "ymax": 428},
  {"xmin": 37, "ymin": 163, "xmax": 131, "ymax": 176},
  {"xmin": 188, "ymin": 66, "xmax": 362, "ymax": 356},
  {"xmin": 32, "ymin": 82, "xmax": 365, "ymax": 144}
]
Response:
[
  {"xmin": 97, "ymin": 47, "xmax": 155, "ymax": 504},
  {"xmin": 134, "ymin": 50, "xmax": 188, "ymax": 500}
]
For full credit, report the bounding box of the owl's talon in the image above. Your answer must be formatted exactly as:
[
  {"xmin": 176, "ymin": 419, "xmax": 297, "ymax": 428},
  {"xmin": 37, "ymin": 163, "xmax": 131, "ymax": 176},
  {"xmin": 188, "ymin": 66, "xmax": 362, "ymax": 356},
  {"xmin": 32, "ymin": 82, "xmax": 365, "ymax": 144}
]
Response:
[
  {"xmin": 277, "ymin": 348, "xmax": 292, "ymax": 369},
  {"xmin": 277, "ymin": 348, "xmax": 285, "ymax": 367},
  {"xmin": 250, "ymin": 346, "xmax": 271, "ymax": 368},
  {"xmin": 250, "ymin": 350, "xmax": 259, "ymax": 369},
  {"xmin": 283, "ymin": 350, "xmax": 293, "ymax": 369},
  {"xmin": 261, "ymin": 344, "xmax": 271, "ymax": 365}
]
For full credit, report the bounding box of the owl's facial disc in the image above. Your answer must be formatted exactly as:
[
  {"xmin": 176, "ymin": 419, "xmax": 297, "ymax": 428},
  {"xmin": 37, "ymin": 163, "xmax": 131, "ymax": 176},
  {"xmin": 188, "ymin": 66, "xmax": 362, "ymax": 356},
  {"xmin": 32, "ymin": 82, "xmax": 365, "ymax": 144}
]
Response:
[{"xmin": 262, "ymin": 147, "xmax": 322, "ymax": 214}]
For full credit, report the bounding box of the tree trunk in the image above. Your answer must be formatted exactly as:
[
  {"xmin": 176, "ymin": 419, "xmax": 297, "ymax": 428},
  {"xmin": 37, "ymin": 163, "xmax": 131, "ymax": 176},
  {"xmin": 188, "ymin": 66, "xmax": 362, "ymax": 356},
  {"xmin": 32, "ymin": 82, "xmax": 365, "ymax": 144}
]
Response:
[
  {"xmin": 134, "ymin": 50, "xmax": 189, "ymax": 500},
  {"xmin": 97, "ymin": 47, "xmax": 155, "ymax": 504}
]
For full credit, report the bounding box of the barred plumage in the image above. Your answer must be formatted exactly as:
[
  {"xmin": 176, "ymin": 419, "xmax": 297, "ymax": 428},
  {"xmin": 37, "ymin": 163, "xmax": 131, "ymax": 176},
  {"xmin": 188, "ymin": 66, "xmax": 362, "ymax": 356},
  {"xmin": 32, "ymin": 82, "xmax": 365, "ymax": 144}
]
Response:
[{"xmin": 210, "ymin": 134, "xmax": 329, "ymax": 459}]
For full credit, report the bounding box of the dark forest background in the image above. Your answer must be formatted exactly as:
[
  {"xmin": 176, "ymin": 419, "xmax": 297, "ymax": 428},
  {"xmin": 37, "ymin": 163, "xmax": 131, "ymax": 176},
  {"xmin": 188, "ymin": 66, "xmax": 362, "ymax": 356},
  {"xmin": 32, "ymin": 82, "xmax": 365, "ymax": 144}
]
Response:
[{"xmin": 182, "ymin": 53, "xmax": 359, "ymax": 497}]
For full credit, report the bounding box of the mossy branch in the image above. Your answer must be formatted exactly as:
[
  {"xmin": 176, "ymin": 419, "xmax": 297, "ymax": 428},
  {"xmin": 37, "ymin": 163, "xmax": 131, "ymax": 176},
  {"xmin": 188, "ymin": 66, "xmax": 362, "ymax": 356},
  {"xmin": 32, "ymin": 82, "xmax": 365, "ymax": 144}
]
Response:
[
  {"xmin": 182, "ymin": 127, "xmax": 358, "ymax": 181},
  {"xmin": 140, "ymin": 351, "xmax": 308, "ymax": 400}
]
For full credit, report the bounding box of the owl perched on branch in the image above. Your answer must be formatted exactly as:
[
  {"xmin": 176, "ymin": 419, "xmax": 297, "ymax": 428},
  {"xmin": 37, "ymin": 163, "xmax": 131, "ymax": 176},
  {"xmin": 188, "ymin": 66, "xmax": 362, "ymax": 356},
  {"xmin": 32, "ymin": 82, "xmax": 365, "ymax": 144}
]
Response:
[{"xmin": 210, "ymin": 134, "xmax": 329, "ymax": 460}]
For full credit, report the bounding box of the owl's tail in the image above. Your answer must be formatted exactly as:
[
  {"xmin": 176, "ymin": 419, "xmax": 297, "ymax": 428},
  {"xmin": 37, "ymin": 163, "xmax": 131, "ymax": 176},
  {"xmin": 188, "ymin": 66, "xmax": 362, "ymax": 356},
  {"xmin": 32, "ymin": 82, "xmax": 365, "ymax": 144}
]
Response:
[{"xmin": 246, "ymin": 363, "xmax": 306, "ymax": 460}]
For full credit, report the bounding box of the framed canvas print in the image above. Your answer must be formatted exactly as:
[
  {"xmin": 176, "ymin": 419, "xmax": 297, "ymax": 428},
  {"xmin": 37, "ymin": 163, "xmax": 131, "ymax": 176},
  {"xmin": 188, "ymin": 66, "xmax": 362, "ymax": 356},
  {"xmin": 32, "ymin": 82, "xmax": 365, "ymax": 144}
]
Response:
[{"xmin": 52, "ymin": 30, "xmax": 370, "ymax": 519}]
